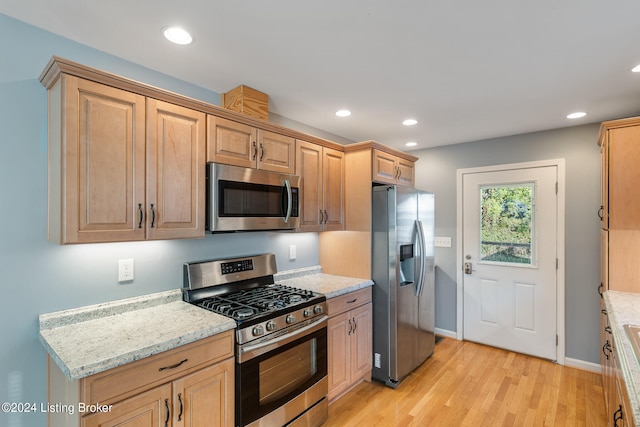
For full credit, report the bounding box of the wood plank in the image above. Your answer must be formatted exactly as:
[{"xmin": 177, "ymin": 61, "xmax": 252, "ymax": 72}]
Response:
[{"xmin": 324, "ymin": 338, "xmax": 607, "ymax": 427}]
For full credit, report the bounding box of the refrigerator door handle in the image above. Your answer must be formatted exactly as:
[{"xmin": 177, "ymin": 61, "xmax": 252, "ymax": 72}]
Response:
[{"xmin": 415, "ymin": 220, "xmax": 427, "ymax": 297}]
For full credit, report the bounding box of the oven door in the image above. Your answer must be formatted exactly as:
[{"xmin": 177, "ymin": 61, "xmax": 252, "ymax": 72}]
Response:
[
  {"xmin": 236, "ymin": 316, "xmax": 328, "ymax": 427},
  {"xmin": 207, "ymin": 163, "xmax": 300, "ymax": 232}
]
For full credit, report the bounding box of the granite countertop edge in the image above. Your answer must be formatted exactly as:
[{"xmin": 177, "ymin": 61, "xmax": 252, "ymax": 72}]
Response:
[
  {"xmin": 603, "ymin": 291, "xmax": 640, "ymax": 426},
  {"xmin": 39, "ymin": 292, "xmax": 236, "ymax": 381}
]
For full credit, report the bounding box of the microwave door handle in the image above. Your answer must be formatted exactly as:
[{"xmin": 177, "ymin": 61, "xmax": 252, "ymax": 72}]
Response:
[{"xmin": 283, "ymin": 179, "xmax": 292, "ymax": 223}]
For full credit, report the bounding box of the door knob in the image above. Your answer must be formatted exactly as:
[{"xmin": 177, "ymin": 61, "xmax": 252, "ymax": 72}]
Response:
[{"xmin": 464, "ymin": 262, "xmax": 474, "ymax": 275}]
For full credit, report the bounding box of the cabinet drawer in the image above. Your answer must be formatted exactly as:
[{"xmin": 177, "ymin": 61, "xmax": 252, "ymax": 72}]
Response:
[
  {"xmin": 81, "ymin": 330, "xmax": 234, "ymax": 406},
  {"xmin": 327, "ymin": 287, "xmax": 372, "ymax": 316}
]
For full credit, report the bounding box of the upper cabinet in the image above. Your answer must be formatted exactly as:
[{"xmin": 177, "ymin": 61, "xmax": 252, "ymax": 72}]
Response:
[
  {"xmin": 372, "ymin": 148, "xmax": 415, "ymax": 187},
  {"xmin": 43, "ymin": 64, "xmax": 206, "ymax": 244},
  {"xmin": 207, "ymin": 116, "xmax": 295, "ymax": 174},
  {"xmin": 598, "ymin": 117, "xmax": 640, "ymax": 292},
  {"xmin": 146, "ymin": 99, "xmax": 206, "ymax": 240},
  {"xmin": 41, "ymin": 57, "xmax": 414, "ymax": 245},
  {"xmin": 48, "ymin": 75, "xmax": 147, "ymax": 244},
  {"xmin": 319, "ymin": 142, "xmax": 418, "ymax": 279},
  {"xmin": 296, "ymin": 140, "xmax": 345, "ymax": 231}
]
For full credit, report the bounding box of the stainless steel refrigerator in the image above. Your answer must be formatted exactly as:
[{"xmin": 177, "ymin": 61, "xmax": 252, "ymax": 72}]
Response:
[{"xmin": 371, "ymin": 185, "xmax": 435, "ymax": 388}]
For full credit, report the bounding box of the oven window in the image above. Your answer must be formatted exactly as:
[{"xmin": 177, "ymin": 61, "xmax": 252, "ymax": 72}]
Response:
[
  {"xmin": 259, "ymin": 339, "xmax": 317, "ymax": 405},
  {"xmin": 219, "ymin": 181, "xmax": 285, "ymax": 217}
]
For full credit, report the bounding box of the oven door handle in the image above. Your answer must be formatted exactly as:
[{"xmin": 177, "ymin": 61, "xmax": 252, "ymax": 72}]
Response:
[{"xmin": 239, "ymin": 315, "xmax": 328, "ymax": 361}]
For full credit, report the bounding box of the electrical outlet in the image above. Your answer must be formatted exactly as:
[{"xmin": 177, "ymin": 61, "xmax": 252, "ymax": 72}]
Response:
[
  {"xmin": 374, "ymin": 353, "xmax": 381, "ymax": 369},
  {"xmin": 289, "ymin": 245, "xmax": 297, "ymax": 260},
  {"xmin": 118, "ymin": 259, "xmax": 134, "ymax": 282}
]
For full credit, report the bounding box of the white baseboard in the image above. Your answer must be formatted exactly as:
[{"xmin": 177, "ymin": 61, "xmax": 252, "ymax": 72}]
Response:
[
  {"xmin": 564, "ymin": 357, "xmax": 601, "ymax": 373},
  {"xmin": 435, "ymin": 328, "xmax": 457, "ymax": 339},
  {"xmin": 432, "ymin": 330, "xmax": 601, "ymax": 374}
]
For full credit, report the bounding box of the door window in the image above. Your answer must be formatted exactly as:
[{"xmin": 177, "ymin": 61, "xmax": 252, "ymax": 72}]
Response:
[{"xmin": 479, "ymin": 183, "xmax": 535, "ymax": 266}]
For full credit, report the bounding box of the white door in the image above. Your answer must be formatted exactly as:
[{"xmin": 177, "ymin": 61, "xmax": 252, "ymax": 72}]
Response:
[{"xmin": 462, "ymin": 165, "xmax": 558, "ymax": 360}]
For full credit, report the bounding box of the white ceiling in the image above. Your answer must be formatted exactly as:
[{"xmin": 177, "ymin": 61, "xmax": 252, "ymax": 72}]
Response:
[{"xmin": 3, "ymin": 0, "xmax": 640, "ymax": 151}]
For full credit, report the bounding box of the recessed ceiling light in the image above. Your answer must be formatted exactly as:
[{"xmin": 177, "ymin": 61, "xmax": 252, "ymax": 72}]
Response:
[
  {"xmin": 163, "ymin": 26, "xmax": 193, "ymax": 45},
  {"xmin": 567, "ymin": 112, "xmax": 587, "ymax": 119},
  {"xmin": 632, "ymin": 64, "xmax": 640, "ymax": 73},
  {"xmin": 405, "ymin": 141, "xmax": 418, "ymax": 147},
  {"xmin": 403, "ymin": 119, "xmax": 418, "ymax": 126},
  {"xmin": 335, "ymin": 109, "xmax": 351, "ymax": 117}
]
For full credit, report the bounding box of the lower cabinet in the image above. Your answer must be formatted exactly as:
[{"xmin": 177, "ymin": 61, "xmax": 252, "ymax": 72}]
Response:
[
  {"xmin": 327, "ymin": 287, "xmax": 372, "ymax": 402},
  {"xmin": 600, "ymin": 301, "xmax": 634, "ymax": 427},
  {"xmin": 48, "ymin": 331, "xmax": 234, "ymax": 427},
  {"xmin": 82, "ymin": 359, "xmax": 233, "ymax": 427}
]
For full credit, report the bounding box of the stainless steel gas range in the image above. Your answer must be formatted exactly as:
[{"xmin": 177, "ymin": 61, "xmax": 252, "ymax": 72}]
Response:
[{"xmin": 183, "ymin": 253, "xmax": 328, "ymax": 427}]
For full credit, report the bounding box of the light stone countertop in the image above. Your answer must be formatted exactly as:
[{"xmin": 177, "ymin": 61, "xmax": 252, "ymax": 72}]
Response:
[
  {"xmin": 603, "ymin": 290, "xmax": 640, "ymax": 426},
  {"xmin": 275, "ymin": 265, "xmax": 373, "ymax": 298},
  {"xmin": 39, "ymin": 289, "xmax": 236, "ymax": 381}
]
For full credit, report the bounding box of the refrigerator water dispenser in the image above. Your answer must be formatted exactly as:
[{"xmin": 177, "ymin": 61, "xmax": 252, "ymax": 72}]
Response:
[{"xmin": 399, "ymin": 243, "xmax": 415, "ymax": 286}]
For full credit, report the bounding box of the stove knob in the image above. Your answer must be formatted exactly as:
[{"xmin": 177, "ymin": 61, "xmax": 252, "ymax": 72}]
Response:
[
  {"xmin": 286, "ymin": 314, "xmax": 296, "ymax": 324},
  {"xmin": 252, "ymin": 325, "xmax": 264, "ymax": 336},
  {"xmin": 313, "ymin": 305, "xmax": 324, "ymax": 315},
  {"xmin": 266, "ymin": 321, "xmax": 276, "ymax": 331},
  {"xmin": 303, "ymin": 308, "xmax": 312, "ymax": 318}
]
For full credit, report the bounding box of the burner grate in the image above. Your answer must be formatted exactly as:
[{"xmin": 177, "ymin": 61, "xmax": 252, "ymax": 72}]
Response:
[{"xmin": 194, "ymin": 284, "xmax": 316, "ymax": 321}]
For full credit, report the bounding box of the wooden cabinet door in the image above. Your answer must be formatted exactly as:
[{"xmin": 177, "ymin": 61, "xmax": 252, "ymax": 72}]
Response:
[
  {"xmin": 296, "ymin": 141, "xmax": 323, "ymax": 231},
  {"xmin": 207, "ymin": 116, "xmax": 257, "ymax": 167},
  {"xmin": 600, "ymin": 302, "xmax": 612, "ymax": 414},
  {"xmin": 608, "ymin": 126, "xmax": 640, "ymax": 230},
  {"xmin": 372, "ymin": 149, "xmax": 415, "ymax": 187},
  {"xmin": 350, "ymin": 303, "xmax": 372, "ymax": 382},
  {"xmin": 82, "ymin": 384, "xmax": 171, "ymax": 427},
  {"xmin": 600, "ymin": 140, "xmax": 608, "ymax": 229},
  {"xmin": 257, "ymin": 130, "xmax": 294, "ymax": 173},
  {"xmin": 173, "ymin": 358, "xmax": 234, "ymax": 427},
  {"xmin": 146, "ymin": 99, "xmax": 206, "ymax": 240},
  {"xmin": 396, "ymin": 158, "xmax": 415, "ymax": 187},
  {"xmin": 372, "ymin": 149, "xmax": 398, "ymax": 184},
  {"xmin": 327, "ymin": 311, "xmax": 350, "ymax": 400},
  {"xmin": 59, "ymin": 76, "xmax": 146, "ymax": 243},
  {"xmin": 322, "ymin": 147, "xmax": 345, "ymax": 231},
  {"xmin": 601, "ymin": 228, "xmax": 608, "ymax": 292}
]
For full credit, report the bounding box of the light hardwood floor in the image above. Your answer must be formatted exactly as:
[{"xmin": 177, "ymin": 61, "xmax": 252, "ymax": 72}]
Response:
[{"xmin": 324, "ymin": 337, "xmax": 607, "ymax": 426}]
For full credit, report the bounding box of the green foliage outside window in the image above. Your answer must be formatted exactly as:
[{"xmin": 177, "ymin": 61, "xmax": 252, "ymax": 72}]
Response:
[{"xmin": 480, "ymin": 184, "xmax": 533, "ymax": 264}]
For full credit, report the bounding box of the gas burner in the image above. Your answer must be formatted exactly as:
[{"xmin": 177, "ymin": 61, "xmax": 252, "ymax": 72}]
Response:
[
  {"xmin": 287, "ymin": 295, "xmax": 303, "ymax": 304},
  {"xmin": 233, "ymin": 308, "xmax": 255, "ymax": 319},
  {"xmin": 263, "ymin": 300, "xmax": 286, "ymax": 310}
]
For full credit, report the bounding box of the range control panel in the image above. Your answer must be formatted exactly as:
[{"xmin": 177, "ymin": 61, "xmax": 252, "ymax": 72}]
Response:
[{"xmin": 221, "ymin": 259, "xmax": 254, "ymax": 275}]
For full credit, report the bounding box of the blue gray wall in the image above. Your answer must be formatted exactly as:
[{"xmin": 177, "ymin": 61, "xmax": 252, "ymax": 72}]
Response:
[
  {"xmin": 0, "ymin": 14, "xmax": 321, "ymax": 427},
  {"xmin": 412, "ymin": 124, "xmax": 603, "ymax": 365}
]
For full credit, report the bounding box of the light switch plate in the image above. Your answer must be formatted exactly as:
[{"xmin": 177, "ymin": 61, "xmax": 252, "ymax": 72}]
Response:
[{"xmin": 435, "ymin": 237, "xmax": 452, "ymax": 248}]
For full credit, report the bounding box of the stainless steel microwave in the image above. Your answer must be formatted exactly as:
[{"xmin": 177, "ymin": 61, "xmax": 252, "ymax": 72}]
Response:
[{"xmin": 207, "ymin": 163, "xmax": 300, "ymax": 232}]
